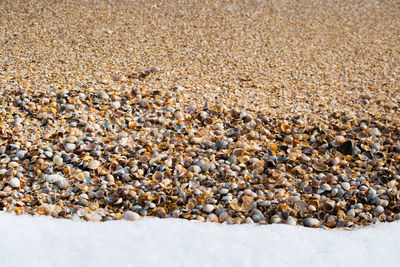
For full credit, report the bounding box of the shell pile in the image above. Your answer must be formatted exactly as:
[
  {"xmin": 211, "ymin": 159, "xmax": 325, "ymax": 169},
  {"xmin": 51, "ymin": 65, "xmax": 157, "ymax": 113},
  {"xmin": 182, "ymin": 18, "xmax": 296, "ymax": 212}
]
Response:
[{"xmin": 0, "ymin": 0, "xmax": 400, "ymax": 228}]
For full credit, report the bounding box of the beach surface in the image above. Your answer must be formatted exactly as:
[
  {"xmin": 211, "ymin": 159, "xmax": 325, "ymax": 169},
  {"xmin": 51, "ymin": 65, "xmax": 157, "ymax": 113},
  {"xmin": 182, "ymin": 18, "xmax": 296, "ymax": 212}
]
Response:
[{"xmin": 0, "ymin": 0, "xmax": 399, "ymax": 228}]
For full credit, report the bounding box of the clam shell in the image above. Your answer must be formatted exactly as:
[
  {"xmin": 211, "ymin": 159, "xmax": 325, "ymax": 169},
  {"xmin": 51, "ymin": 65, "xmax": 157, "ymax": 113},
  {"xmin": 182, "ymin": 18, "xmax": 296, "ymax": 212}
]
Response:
[
  {"xmin": 338, "ymin": 140, "xmax": 353, "ymax": 155},
  {"xmin": 87, "ymin": 160, "xmax": 101, "ymax": 170},
  {"xmin": 267, "ymin": 143, "xmax": 278, "ymax": 153},
  {"xmin": 230, "ymin": 199, "xmax": 243, "ymax": 212},
  {"xmin": 312, "ymin": 163, "xmax": 328, "ymax": 172}
]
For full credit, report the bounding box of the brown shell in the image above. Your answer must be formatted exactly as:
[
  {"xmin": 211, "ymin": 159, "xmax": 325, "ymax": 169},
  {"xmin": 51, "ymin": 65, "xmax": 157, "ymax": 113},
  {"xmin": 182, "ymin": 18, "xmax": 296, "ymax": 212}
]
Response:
[
  {"xmin": 230, "ymin": 199, "xmax": 243, "ymax": 212},
  {"xmin": 267, "ymin": 143, "xmax": 278, "ymax": 153},
  {"xmin": 312, "ymin": 163, "xmax": 329, "ymax": 172}
]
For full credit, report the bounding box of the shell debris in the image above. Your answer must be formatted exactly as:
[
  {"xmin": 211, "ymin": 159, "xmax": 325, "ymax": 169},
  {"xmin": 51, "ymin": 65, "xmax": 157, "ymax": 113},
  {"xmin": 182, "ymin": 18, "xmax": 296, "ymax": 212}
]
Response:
[{"xmin": 0, "ymin": 0, "xmax": 399, "ymax": 229}]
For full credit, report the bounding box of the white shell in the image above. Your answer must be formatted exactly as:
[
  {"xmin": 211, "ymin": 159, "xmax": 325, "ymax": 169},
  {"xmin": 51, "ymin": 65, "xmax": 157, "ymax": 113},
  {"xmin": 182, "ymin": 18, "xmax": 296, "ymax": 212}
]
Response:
[
  {"xmin": 64, "ymin": 143, "xmax": 76, "ymax": 152},
  {"xmin": 46, "ymin": 174, "xmax": 63, "ymax": 184},
  {"xmin": 110, "ymin": 101, "xmax": 121, "ymax": 109},
  {"xmin": 9, "ymin": 178, "xmax": 20, "ymax": 188},
  {"xmin": 88, "ymin": 160, "xmax": 101, "ymax": 170},
  {"xmin": 204, "ymin": 204, "xmax": 215, "ymax": 213},
  {"xmin": 304, "ymin": 218, "xmax": 320, "ymax": 227},
  {"xmin": 53, "ymin": 155, "xmax": 63, "ymax": 166},
  {"xmin": 124, "ymin": 211, "xmax": 140, "ymax": 221}
]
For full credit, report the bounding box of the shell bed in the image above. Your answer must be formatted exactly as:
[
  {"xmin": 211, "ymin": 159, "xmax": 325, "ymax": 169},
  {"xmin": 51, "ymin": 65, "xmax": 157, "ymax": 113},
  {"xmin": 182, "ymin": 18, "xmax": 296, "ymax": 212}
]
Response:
[{"xmin": 0, "ymin": 0, "xmax": 400, "ymax": 229}]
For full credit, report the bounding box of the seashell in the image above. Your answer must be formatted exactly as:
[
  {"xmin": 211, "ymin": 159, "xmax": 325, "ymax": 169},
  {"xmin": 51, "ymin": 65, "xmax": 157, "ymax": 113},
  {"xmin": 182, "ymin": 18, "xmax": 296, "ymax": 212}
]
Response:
[
  {"xmin": 237, "ymin": 155, "xmax": 250, "ymax": 164},
  {"xmin": 303, "ymin": 218, "xmax": 320, "ymax": 227},
  {"xmin": 276, "ymin": 178, "xmax": 287, "ymax": 187},
  {"xmin": 291, "ymin": 139, "xmax": 300, "ymax": 147},
  {"xmin": 114, "ymin": 146, "xmax": 123, "ymax": 154},
  {"xmin": 108, "ymin": 162, "xmax": 119, "ymax": 171},
  {"xmin": 204, "ymin": 117, "xmax": 213, "ymax": 125},
  {"xmin": 375, "ymin": 206, "xmax": 384, "ymax": 214},
  {"xmin": 218, "ymin": 211, "xmax": 229, "ymax": 222},
  {"xmin": 341, "ymin": 182, "xmax": 350, "ymax": 191},
  {"xmin": 312, "ymin": 163, "xmax": 328, "ymax": 172},
  {"xmin": 230, "ymin": 199, "xmax": 242, "ymax": 212},
  {"xmin": 147, "ymin": 194, "xmax": 159, "ymax": 201},
  {"xmin": 76, "ymin": 209, "xmax": 86, "ymax": 217},
  {"xmin": 338, "ymin": 140, "xmax": 353, "ymax": 155},
  {"xmin": 326, "ymin": 215, "xmax": 337, "ymax": 228},
  {"xmin": 270, "ymin": 169, "xmax": 282, "ymax": 179},
  {"xmin": 335, "ymin": 135, "xmax": 345, "ymax": 143},
  {"xmin": 308, "ymin": 205, "xmax": 317, "ymax": 212},
  {"xmin": 285, "ymin": 216, "xmax": 297, "ymax": 225},
  {"xmin": 46, "ymin": 174, "xmax": 63, "ymax": 183},
  {"xmin": 301, "ymin": 146, "xmax": 313, "ymax": 155},
  {"xmin": 190, "ymin": 137, "xmax": 203, "ymax": 145},
  {"xmin": 233, "ymin": 148, "xmax": 245, "ymax": 156},
  {"xmin": 226, "ymin": 128, "xmax": 240, "ymax": 137},
  {"xmin": 65, "ymin": 135, "xmax": 78, "ymax": 143},
  {"xmin": 288, "ymin": 153, "xmax": 300, "ymax": 161},
  {"xmin": 53, "ymin": 155, "xmax": 64, "ymax": 166},
  {"xmin": 152, "ymin": 171, "xmax": 164, "ymax": 180},
  {"xmin": 280, "ymin": 124, "xmax": 291, "ymax": 133},
  {"xmin": 294, "ymin": 201, "xmax": 308, "ymax": 212},
  {"xmin": 87, "ymin": 160, "xmax": 101, "ymax": 170},
  {"xmin": 330, "ymin": 157, "xmax": 340, "ymax": 165},
  {"xmin": 82, "ymin": 155, "xmax": 93, "ymax": 162},
  {"xmin": 124, "ymin": 211, "xmax": 140, "ymax": 221},
  {"xmin": 76, "ymin": 172, "xmax": 85, "ymax": 181},
  {"xmin": 205, "ymin": 213, "xmax": 218, "ymax": 223},
  {"xmin": 242, "ymin": 202, "xmax": 253, "ymax": 212},
  {"xmin": 90, "ymin": 176, "xmax": 100, "ymax": 185},
  {"xmin": 156, "ymin": 207, "xmax": 167, "ymax": 217},
  {"xmin": 242, "ymin": 195, "xmax": 252, "ymax": 203},
  {"xmin": 251, "ymin": 209, "xmax": 265, "ymax": 222},
  {"xmin": 64, "ymin": 143, "xmax": 76, "ymax": 152},
  {"xmin": 185, "ymin": 202, "xmax": 194, "ymax": 211},
  {"xmin": 270, "ymin": 215, "xmax": 282, "ymax": 224},
  {"xmin": 357, "ymin": 131, "xmax": 369, "ymax": 139},
  {"xmin": 252, "ymin": 160, "xmax": 264, "ymax": 171},
  {"xmin": 361, "ymin": 144, "xmax": 371, "ymax": 151},
  {"xmin": 307, "ymin": 199, "xmax": 320, "ymax": 209},
  {"xmin": 9, "ymin": 178, "xmax": 20, "ymax": 188},
  {"xmin": 174, "ymin": 164, "xmax": 187, "ymax": 177},
  {"xmin": 168, "ymin": 203, "xmax": 178, "ymax": 211},
  {"xmin": 322, "ymin": 203, "xmax": 334, "ymax": 212},
  {"xmin": 267, "ymin": 143, "xmax": 278, "ymax": 154},
  {"xmin": 389, "ymin": 201, "xmax": 398, "ymax": 209},
  {"xmin": 203, "ymin": 204, "xmax": 215, "ymax": 213},
  {"xmin": 369, "ymin": 128, "xmax": 380, "ymax": 136},
  {"xmin": 387, "ymin": 180, "xmax": 397, "ymax": 188},
  {"xmin": 331, "ymin": 140, "xmax": 341, "ymax": 148},
  {"xmin": 321, "ymin": 184, "xmax": 332, "ymax": 191}
]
